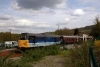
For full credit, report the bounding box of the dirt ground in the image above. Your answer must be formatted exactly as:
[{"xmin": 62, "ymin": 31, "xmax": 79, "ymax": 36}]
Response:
[
  {"xmin": 0, "ymin": 48, "xmax": 21, "ymax": 58},
  {"xmin": 32, "ymin": 55, "xmax": 66, "ymax": 67}
]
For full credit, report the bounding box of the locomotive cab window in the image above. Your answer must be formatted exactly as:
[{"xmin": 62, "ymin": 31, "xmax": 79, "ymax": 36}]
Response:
[{"xmin": 20, "ymin": 35, "xmax": 26, "ymax": 40}]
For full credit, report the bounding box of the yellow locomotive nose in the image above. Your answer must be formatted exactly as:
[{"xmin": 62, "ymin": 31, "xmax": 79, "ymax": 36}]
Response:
[{"xmin": 18, "ymin": 40, "xmax": 28, "ymax": 48}]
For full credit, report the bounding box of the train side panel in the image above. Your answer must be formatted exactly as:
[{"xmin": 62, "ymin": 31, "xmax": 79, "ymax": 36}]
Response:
[{"xmin": 63, "ymin": 36, "xmax": 83, "ymax": 44}]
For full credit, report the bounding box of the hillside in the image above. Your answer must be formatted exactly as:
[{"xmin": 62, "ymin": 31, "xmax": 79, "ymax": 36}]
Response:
[
  {"xmin": 77, "ymin": 25, "xmax": 94, "ymax": 30},
  {"xmin": 43, "ymin": 25, "xmax": 94, "ymax": 35},
  {"xmin": 72, "ymin": 25, "xmax": 94, "ymax": 34}
]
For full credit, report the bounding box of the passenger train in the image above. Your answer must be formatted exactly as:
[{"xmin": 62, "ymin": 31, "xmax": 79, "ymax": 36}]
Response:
[{"xmin": 18, "ymin": 33, "xmax": 92, "ymax": 49}]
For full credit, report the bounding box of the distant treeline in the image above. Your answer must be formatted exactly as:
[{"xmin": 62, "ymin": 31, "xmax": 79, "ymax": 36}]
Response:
[
  {"xmin": 43, "ymin": 28, "xmax": 74, "ymax": 35},
  {"xmin": 0, "ymin": 32, "xmax": 20, "ymax": 43},
  {"xmin": 44, "ymin": 27, "xmax": 91, "ymax": 36}
]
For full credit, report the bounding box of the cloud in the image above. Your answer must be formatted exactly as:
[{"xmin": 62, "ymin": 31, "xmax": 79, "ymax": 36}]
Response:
[
  {"xmin": 37, "ymin": 23, "xmax": 50, "ymax": 28},
  {"xmin": 65, "ymin": 18, "xmax": 70, "ymax": 22},
  {"xmin": 11, "ymin": 0, "xmax": 66, "ymax": 10},
  {"xmin": 11, "ymin": 1, "xmax": 20, "ymax": 10},
  {"xmin": 73, "ymin": 9, "xmax": 84, "ymax": 16},
  {"xmin": 56, "ymin": 3, "xmax": 67, "ymax": 9},
  {"xmin": 0, "ymin": 15, "xmax": 11, "ymax": 20},
  {"xmin": 83, "ymin": 7, "xmax": 95, "ymax": 11},
  {"xmin": 0, "ymin": 22, "xmax": 6, "ymax": 26},
  {"xmin": 79, "ymin": 0, "xmax": 100, "ymax": 3},
  {"xmin": 16, "ymin": 19, "xmax": 37, "ymax": 26}
]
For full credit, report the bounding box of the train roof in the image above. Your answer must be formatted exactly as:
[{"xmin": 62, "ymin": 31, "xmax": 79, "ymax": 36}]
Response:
[
  {"xmin": 21, "ymin": 33, "xmax": 44, "ymax": 37},
  {"xmin": 63, "ymin": 35, "xmax": 92, "ymax": 38},
  {"xmin": 21, "ymin": 33, "xmax": 60, "ymax": 37},
  {"xmin": 43, "ymin": 34, "xmax": 60, "ymax": 37},
  {"xmin": 62, "ymin": 35, "xmax": 85, "ymax": 38}
]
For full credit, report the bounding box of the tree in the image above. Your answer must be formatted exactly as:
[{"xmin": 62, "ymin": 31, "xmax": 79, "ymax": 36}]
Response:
[
  {"xmin": 0, "ymin": 32, "xmax": 20, "ymax": 42},
  {"xmin": 90, "ymin": 16, "xmax": 100, "ymax": 38},
  {"xmin": 54, "ymin": 27, "xmax": 73, "ymax": 35},
  {"xmin": 74, "ymin": 28, "xmax": 79, "ymax": 35}
]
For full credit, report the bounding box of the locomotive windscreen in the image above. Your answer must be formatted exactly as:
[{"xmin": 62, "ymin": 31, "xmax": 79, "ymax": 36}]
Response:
[{"xmin": 20, "ymin": 33, "xmax": 27, "ymax": 40}]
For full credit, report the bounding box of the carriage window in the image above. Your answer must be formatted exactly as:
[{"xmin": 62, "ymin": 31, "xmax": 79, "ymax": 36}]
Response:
[
  {"xmin": 52, "ymin": 38, "xmax": 54, "ymax": 40},
  {"xmin": 42, "ymin": 37, "xmax": 45, "ymax": 40},
  {"xmin": 40, "ymin": 37, "xmax": 44, "ymax": 41},
  {"xmin": 28, "ymin": 36, "xmax": 35, "ymax": 40}
]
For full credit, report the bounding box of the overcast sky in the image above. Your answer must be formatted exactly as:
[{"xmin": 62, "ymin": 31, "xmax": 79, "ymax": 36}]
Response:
[{"xmin": 0, "ymin": 0, "xmax": 100, "ymax": 33}]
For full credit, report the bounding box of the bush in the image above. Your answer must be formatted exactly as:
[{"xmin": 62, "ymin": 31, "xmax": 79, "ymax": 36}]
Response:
[
  {"xmin": 65, "ymin": 42, "xmax": 90, "ymax": 67},
  {"xmin": 21, "ymin": 45, "xmax": 60, "ymax": 62},
  {"xmin": 7, "ymin": 60, "xmax": 33, "ymax": 67},
  {"xmin": 44, "ymin": 45, "xmax": 60, "ymax": 55}
]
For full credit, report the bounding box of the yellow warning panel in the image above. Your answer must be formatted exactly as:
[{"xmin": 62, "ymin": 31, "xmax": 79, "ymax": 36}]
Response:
[
  {"xmin": 94, "ymin": 40, "xmax": 100, "ymax": 46},
  {"xmin": 18, "ymin": 40, "xmax": 28, "ymax": 48}
]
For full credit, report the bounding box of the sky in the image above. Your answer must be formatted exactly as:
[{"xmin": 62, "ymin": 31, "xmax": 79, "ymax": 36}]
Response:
[{"xmin": 0, "ymin": 0, "xmax": 100, "ymax": 33}]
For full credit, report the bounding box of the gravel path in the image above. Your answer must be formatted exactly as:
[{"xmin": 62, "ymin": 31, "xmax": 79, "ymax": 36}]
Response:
[
  {"xmin": 32, "ymin": 55, "xmax": 66, "ymax": 67},
  {"xmin": 60, "ymin": 44, "xmax": 76, "ymax": 49},
  {"xmin": 32, "ymin": 44, "xmax": 78, "ymax": 67}
]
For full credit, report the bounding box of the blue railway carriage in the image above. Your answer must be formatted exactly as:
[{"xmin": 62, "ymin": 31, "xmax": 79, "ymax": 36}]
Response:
[{"xmin": 18, "ymin": 33, "xmax": 61, "ymax": 48}]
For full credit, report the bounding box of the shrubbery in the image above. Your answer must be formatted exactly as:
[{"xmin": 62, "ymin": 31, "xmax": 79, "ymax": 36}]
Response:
[
  {"xmin": 0, "ymin": 45, "xmax": 60, "ymax": 67},
  {"xmin": 65, "ymin": 42, "xmax": 90, "ymax": 67},
  {"xmin": 21, "ymin": 45, "xmax": 60, "ymax": 62}
]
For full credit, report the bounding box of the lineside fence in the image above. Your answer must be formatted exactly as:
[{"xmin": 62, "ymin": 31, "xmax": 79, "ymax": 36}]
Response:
[{"xmin": 89, "ymin": 37, "xmax": 100, "ymax": 67}]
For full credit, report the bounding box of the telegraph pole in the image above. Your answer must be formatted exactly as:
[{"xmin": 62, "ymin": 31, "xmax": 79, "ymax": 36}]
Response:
[
  {"xmin": 56, "ymin": 23, "xmax": 59, "ymax": 35},
  {"xmin": 10, "ymin": 29, "xmax": 11, "ymax": 41}
]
